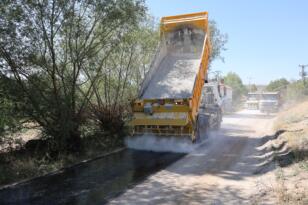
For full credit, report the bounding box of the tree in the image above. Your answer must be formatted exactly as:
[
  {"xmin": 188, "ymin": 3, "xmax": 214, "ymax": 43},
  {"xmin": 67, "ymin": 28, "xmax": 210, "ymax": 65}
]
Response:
[
  {"xmin": 0, "ymin": 0, "xmax": 146, "ymax": 152},
  {"xmin": 87, "ymin": 18, "xmax": 159, "ymax": 135},
  {"xmin": 224, "ymin": 72, "xmax": 247, "ymax": 103},
  {"xmin": 286, "ymin": 80, "xmax": 308, "ymax": 100},
  {"xmin": 208, "ymin": 20, "xmax": 228, "ymax": 66},
  {"xmin": 250, "ymin": 84, "xmax": 258, "ymax": 92},
  {"xmin": 0, "ymin": 76, "xmax": 24, "ymax": 136},
  {"xmin": 266, "ymin": 78, "xmax": 289, "ymax": 92}
]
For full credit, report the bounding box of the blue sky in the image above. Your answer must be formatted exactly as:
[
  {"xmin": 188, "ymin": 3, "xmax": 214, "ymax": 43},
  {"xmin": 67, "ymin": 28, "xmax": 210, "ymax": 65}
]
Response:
[{"xmin": 145, "ymin": 0, "xmax": 308, "ymax": 85}]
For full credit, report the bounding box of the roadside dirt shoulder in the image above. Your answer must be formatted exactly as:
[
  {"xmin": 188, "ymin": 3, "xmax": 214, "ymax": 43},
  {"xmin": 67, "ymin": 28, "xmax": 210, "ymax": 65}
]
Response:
[{"xmin": 256, "ymin": 101, "xmax": 308, "ymax": 205}]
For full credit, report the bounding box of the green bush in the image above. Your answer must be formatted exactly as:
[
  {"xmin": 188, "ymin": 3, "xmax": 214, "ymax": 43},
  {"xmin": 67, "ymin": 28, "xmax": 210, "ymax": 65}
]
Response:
[
  {"xmin": 286, "ymin": 80, "xmax": 308, "ymax": 101},
  {"xmin": 0, "ymin": 77, "xmax": 24, "ymax": 136},
  {"xmin": 266, "ymin": 78, "xmax": 289, "ymax": 92},
  {"xmin": 224, "ymin": 72, "xmax": 247, "ymax": 105}
]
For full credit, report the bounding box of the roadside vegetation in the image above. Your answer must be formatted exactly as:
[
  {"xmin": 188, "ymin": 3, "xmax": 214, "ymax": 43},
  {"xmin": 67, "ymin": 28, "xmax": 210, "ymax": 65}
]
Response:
[
  {"xmin": 272, "ymin": 100, "xmax": 308, "ymax": 204},
  {"xmin": 0, "ymin": 1, "xmax": 227, "ymax": 186},
  {"xmin": 223, "ymin": 72, "xmax": 247, "ymax": 108},
  {"xmin": 266, "ymin": 77, "xmax": 308, "ymax": 102}
]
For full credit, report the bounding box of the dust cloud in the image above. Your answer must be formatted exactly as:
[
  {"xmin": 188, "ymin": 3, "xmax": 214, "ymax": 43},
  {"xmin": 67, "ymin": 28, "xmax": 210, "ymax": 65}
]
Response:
[{"xmin": 125, "ymin": 130, "xmax": 211, "ymax": 153}]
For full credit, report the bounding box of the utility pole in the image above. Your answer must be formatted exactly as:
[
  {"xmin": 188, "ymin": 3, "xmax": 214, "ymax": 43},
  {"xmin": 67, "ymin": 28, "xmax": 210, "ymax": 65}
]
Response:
[{"xmin": 299, "ymin": 64, "xmax": 308, "ymax": 86}]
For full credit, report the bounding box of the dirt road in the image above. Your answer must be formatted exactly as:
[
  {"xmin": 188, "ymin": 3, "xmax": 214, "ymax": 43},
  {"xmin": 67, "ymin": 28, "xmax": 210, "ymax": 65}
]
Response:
[{"xmin": 109, "ymin": 110, "xmax": 277, "ymax": 205}]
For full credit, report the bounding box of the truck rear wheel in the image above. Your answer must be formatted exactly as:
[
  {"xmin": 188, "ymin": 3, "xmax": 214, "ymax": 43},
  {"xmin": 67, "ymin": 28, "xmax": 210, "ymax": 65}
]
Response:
[
  {"xmin": 194, "ymin": 114, "xmax": 209, "ymax": 142},
  {"xmin": 192, "ymin": 121, "xmax": 200, "ymax": 143}
]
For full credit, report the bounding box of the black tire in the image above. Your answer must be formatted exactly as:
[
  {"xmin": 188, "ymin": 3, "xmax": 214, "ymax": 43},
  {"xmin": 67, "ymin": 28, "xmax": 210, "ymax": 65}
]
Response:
[
  {"xmin": 196, "ymin": 114, "xmax": 210, "ymax": 142},
  {"xmin": 193, "ymin": 115, "xmax": 201, "ymax": 143}
]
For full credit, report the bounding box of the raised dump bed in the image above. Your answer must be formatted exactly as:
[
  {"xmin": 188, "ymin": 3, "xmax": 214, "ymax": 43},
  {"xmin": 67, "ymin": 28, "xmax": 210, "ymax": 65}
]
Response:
[
  {"xmin": 130, "ymin": 12, "xmax": 211, "ymax": 142},
  {"xmin": 141, "ymin": 54, "xmax": 202, "ymax": 99}
]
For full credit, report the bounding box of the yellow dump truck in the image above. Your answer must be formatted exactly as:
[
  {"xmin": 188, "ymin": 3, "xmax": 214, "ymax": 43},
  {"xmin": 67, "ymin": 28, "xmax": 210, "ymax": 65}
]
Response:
[{"xmin": 130, "ymin": 12, "xmax": 211, "ymax": 142}]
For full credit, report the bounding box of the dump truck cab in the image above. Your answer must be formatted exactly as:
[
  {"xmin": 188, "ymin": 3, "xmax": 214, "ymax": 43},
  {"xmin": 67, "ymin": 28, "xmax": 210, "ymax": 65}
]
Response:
[{"xmin": 199, "ymin": 81, "xmax": 226, "ymax": 130}]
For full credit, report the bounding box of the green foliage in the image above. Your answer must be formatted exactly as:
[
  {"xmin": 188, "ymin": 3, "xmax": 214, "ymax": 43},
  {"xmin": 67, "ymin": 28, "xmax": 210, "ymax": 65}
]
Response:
[
  {"xmin": 0, "ymin": 98, "xmax": 16, "ymax": 135},
  {"xmin": 88, "ymin": 16, "xmax": 159, "ymax": 134},
  {"xmin": 266, "ymin": 78, "xmax": 289, "ymax": 92},
  {"xmin": 209, "ymin": 20, "xmax": 228, "ymax": 65},
  {"xmin": 224, "ymin": 72, "xmax": 247, "ymax": 103},
  {"xmin": 0, "ymin": 0, "xmax": 146, "ymax": 151},
  {"xmin": 286, "ymin": 80, "xmax": 308, "ymax": 101},
  {"xmin": 250, "ymin": 84, "xmax": 258, "ymax": 92},
  {"xmin": 0, "ymin": 76, "xmax": 25, "ymax": 136}
]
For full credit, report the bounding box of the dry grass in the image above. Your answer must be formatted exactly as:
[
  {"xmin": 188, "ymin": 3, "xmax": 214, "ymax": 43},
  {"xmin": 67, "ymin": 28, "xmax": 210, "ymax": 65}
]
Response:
[
  {"xmin": 272, "ymin": 100, "xmax": 308, "ymax": 204},
  {"xmin": 275, "ymin": 101, "xmax": 308, "ymax": 158},
  {"xmin": 275, "ymin": 101, "xmax": 308, "ymax": 128},
  {"xmin": 274, "ymin": 164, "xmax": 308, "ymax": 205}
]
